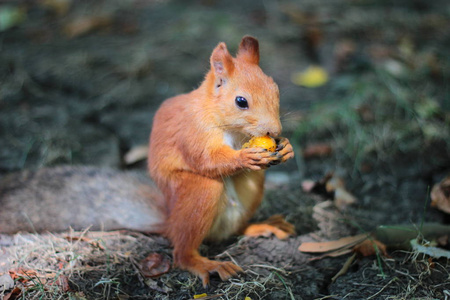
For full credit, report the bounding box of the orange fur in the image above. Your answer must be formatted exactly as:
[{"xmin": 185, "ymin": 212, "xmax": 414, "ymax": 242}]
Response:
[{"xmin": 148, "ymin": 36, "xmax": 294, "ymax": 286}]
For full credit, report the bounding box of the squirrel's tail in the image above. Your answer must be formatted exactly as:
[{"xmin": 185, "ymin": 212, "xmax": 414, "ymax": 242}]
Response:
[{"xmin": 0, "ymin": 166, "xmax": 166, "ymax": 234}]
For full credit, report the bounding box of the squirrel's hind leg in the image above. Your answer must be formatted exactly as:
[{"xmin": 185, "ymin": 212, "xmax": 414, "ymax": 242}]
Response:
[{"xmin": 164, "ymin": 172, "xmax": 242, "ymax": 287}]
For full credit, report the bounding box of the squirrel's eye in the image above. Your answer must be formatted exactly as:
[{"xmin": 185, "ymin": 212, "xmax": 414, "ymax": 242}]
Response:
[{"xmin": 235, "ymin": 96, "xmax": 249, "ymax": 109}]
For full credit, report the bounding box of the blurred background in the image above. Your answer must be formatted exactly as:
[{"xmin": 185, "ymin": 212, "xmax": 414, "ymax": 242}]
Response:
[{"xmin": 0, "ymin": 0, "xmax": 449, "ymax": 195}]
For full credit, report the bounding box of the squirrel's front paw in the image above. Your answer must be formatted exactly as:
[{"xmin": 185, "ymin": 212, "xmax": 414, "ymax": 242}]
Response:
[
  {"xmin": 239, "ymin": 148, "xmax": 278, "ymax": 170},
  {"xmin": 269, "ymin": 137, "xmax": 294, "ymax": 165}
]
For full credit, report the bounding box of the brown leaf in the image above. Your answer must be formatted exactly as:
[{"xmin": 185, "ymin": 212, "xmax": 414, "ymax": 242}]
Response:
[
  {"xmin": 261, "ymin": 214, "xmax": 296, "ymax": 235},
  {"xmin": 244, "ymin": 224, "xmax": 291, "ymax": 240},
  {"xmin": 64, "ymin": 234, "xmax": 105, "ymax": 250},
  {"xmin": 9, "ymin": 268, "xmax": 38, "ymax": 283},
  {"xmin": 302, "ymin": 143, "xmax": 333, "ymax": 159},
  {"xmin": 353, "ymin": 239, "xmax": 388, "ymax": 257},
  {"xmin": 140, "ymin": 253, "xmax": 170, "ymax": 278},
  {"xmin": 430, "ymin": 175, "xmax": 450, "ymax": 214},
  {"xmin": 3, "ymin": 287, "xmax": 22, "ymax": 300},
  {"xmin": 299, "ymin": 234, "xmax": 369, "ymax": 253},
  {"xmin": 308, "ymin": 247, "xmax": 353, "ymax": 261},
  {"xmin": 244, "ymin": 215, "xmax": 295, "ymax": 239}
]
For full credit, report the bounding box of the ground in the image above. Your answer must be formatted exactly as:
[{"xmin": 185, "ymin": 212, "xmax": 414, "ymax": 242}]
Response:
[{"xmin": 0, "ymin": 0, "xmax": 450, "ymax": 299}]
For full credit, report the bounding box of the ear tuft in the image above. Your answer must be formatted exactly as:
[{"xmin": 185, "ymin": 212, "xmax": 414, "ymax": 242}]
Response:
[
  {"xmin": 237, "ymin": 35, "xmax": 260, "ymax": 65},
  {"xmin": 210, "ymin": 42, "xmax": 234, "ymax": 77}
]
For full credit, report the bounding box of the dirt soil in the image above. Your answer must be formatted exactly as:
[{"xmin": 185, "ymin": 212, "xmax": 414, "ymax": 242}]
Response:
[{"xmin": 1, "ymin": 0, "xmax": 450, "ymax": 299}]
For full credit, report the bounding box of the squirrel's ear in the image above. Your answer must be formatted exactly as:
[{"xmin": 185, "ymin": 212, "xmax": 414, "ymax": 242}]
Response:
[
  {"xmin": 210, "ymin": 42, "xmax": 234, "ymax": 83},
  {"xmin": 237, "ymin": 36, "xmax": 259, "ymax": 65}
]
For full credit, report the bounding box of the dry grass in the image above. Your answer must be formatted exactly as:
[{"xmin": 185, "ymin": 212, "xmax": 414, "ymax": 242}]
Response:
[
  {"xmin": 1, "ymin": 230, "xmax": 172, "ymax": 299},
  {"xmin": 2, "ymin": 224, "xmax": 450, "ymax": 299}
]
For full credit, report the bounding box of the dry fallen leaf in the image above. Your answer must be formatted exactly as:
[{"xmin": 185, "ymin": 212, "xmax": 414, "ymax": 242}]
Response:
[
  {"xmin": 353, "ymin": 239, "xmax": 388, "ymax": 257},
  {"xmin": 299, "ymin": 234, "xmax": 388, "ymax": 261},
  {"xmin": 262, "ymin": 214, "xmax": 296, "ymax": 235},
  {"xmin": 3, "ymin": 286, "xmax": 22, "ymax": 300},
  {"xmin": 8, "ymin": 267, "xmax": 70, "ymax": 293},
  {"xmin": 309, "ymin": 247, "xmax": 353, "ymax": 261},
  {"xmin": 430, "ymin": 175, "xmax": 450, "ymax": 214},
  {"xmin": 299, "ymin": 234, "xmax": 368, "ymax": 253},
  {"xmin": 64, "ymin": 234, "xmax": 105, "ymax": 250},
  {"xmin": 140, "ymin": 253, "xmax": 170, "ymax": 278},
  {"xmin": 244, "ymin": 215, "xmax": 295, "ymax": 240},
  {"xmin": 9, "ymin": 268, "xmax": 38, "ymax": 283},
  {"xmin": 244, "ymin": 224, "xmax": 290, "ymax": 240}
]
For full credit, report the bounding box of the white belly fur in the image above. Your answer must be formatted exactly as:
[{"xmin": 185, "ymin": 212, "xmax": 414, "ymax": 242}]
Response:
[
  {"xmin": 207, "ymin": 177, "xmax": 248, "ymax": 241},
  {"xmin": 207, "ymin": 131, "xmax": 260, "ymax": 241}
]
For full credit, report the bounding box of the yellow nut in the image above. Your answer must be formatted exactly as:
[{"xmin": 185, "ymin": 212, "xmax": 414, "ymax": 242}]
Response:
[{"xmin": 242, "ymin": 135, "xmax": 277, "ymax": 152}]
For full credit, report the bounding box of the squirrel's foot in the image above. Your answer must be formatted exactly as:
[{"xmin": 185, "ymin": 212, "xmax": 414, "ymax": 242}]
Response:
[
  {"xmin": 178, "ymin": 254, "xmax": 243, "ymax": 287},
  {"xmin": 244, "ymin": 214, "xmax": 295, "ymax": 240}
]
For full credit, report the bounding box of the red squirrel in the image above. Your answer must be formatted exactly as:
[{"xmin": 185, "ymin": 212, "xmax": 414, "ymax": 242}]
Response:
[
  {"xmin": 0, "ymin": 36, "xmax": 294, "ymax": 287},
  {"xmin": 148, "ymin": 36, "xmax": 294, "ymax": 286}
]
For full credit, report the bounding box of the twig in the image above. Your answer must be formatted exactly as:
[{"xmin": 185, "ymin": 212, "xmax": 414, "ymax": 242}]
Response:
[
  {"xmin": 331, "ymin": 253, "xmax": 356, "ymax": 282},
  {"xmin": 219, "ymin": 250, "xmax": 241, "ymax": 269},
  {"xmin": 248, "ymin": 264, "xmax": 288, "ymax": 275},
  {"xmin": 367, "ymin": 277, "xmax": 398, "ymax": 299}
]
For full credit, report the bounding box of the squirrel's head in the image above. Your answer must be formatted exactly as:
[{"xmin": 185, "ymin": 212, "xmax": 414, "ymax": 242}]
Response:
[{"xmin": 208, "ymin": 36, "xmax": 281, "ymax": 138}]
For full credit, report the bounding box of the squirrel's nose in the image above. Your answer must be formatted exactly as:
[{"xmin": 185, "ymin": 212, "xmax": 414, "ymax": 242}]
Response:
[
  {"xmin": 267, "ymin": 124, "xmax": 281, "ymax": 137},
  {"xmin": 260, "ymin": 119, "xmax": 281, "ymax": 137},
  {"xmin": 266, "ymin": 122, "xmax": 281, "ymax": 137},
  {"xmin": 268, "ymin": 130, "xmax": 280, "ymax": 138}
]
